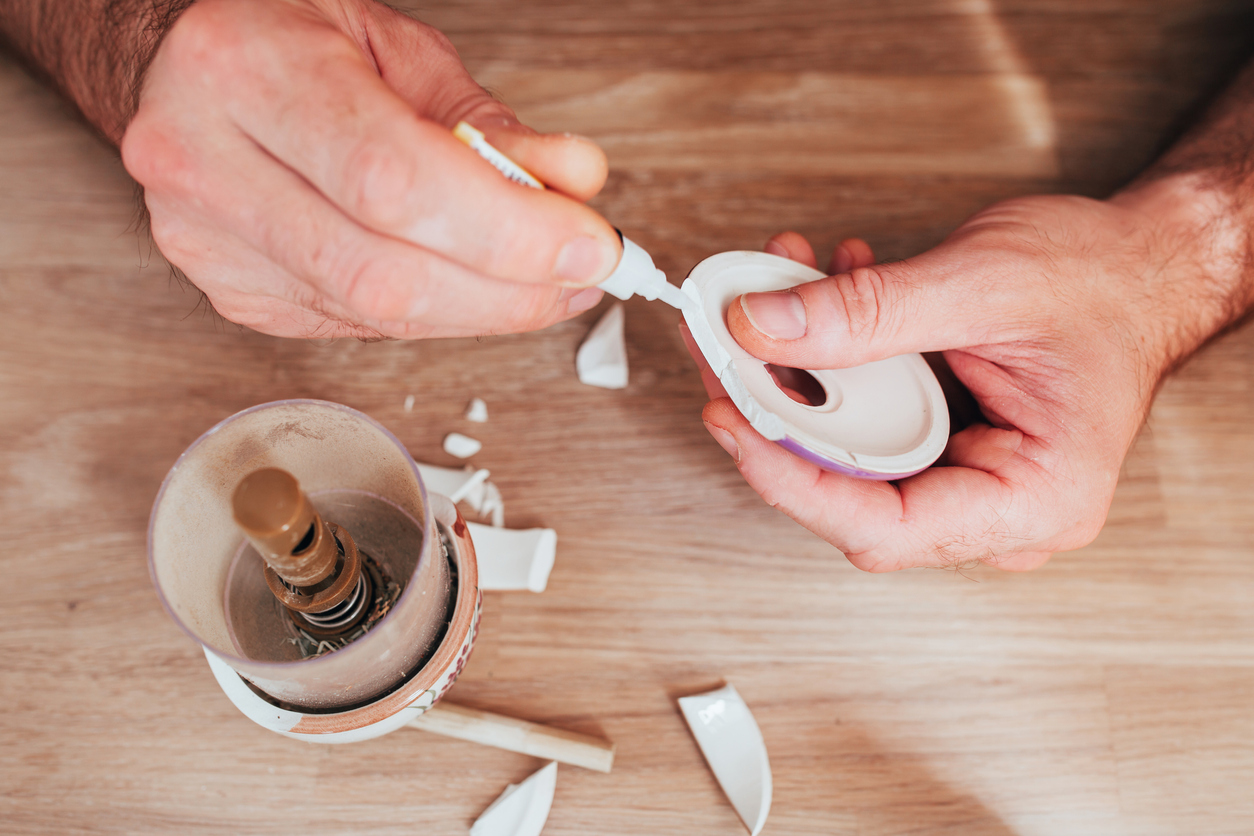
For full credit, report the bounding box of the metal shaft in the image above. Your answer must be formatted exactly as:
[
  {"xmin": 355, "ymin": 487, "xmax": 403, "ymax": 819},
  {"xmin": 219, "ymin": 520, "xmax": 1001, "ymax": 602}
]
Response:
[{"xmin": 231, "ymin": 468, "xmax": 369, "ymax": 629}]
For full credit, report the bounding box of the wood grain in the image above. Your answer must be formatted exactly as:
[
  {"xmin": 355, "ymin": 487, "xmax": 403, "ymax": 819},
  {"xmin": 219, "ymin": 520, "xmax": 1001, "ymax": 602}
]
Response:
[
  {"xmin": 472, "ymin": 68, "xmax": 1059, "ymax": 176},
  {"xmin": 4, "ymin": 1, "xmax": 1254, "ymax": 834}
]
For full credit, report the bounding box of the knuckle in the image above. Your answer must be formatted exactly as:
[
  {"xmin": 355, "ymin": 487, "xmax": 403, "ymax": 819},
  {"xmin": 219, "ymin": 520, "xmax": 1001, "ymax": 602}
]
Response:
[
  {"xmin": 334, "ymin": 258, "xmax": 425, "ymax": 326},
  {"xmin": 162, "ymin": 2, "xmax": 240, "ymax": 78},
  {"xmin": 1060, "ymin": 500, "xmax": 1110, "ymax": 550},
  {"xmin": 307, "ymin": 244, "xmax": 390, "ymax": 321},
  {"xmin": 375, "ymin": 320, "xmax": 437, "ymax": 340},
  {"xmin": 415, "ymin": 23, "xmax": 460, "ymax": 61},
  {"xmin": 341, "ymin": 140, "xmax": 416, "ymax": 228},
  {"xmin": 121, "ymin": 120, "xmax": 205, "ymax": 201},
  {"xmin": 490, "ymin": 286, "xmax": 562, "ymax": 333},
  {"xmin": 119, "ymin": 120, "xmax": 160, "ymax": 184},
  {"xmin": 148, "ymin": 212, "xmax": 194, "ymax": 264},
  {"xmin": 833, "ymin": 265, "xmax": 895, "ymax": 341}
]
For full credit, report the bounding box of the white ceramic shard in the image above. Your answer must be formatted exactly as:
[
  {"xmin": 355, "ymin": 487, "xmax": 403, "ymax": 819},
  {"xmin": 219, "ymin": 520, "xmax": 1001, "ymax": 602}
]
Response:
[
  {"xmin": 403, "ymin": 394, "xmax": 415, "ymax": 412},
  {"xmin": 465, "ymin": 397, "xmax": 489, "ymax": 423},
  {"xmin": 413, "ymin": 461, "xmax": 503, "ymax": 526},
  {"xmin": 678, "ymin": 684, "xmax": 772, "ymax": 836},
  {"xmin": 576, "ymin": 302, "xmax": 628, "ymax": 389},
  {"xmin": 482, "ymin": 481, "xmax": 505, "ymax": 528},
  {"xmin": 415, "ymin": 463, "xmax": 482, "ymax": 506},
  {"xmin": 470, "ymin": 761, "xmax": 558, "ymax": 836},
  {"xmin": 448, "ymin": 468, "xmax": 491, "ymax": 504},
  {"xmin": 469, "ymin": 523, "xmax": 556, "ymax": 592},
  {"xmin": 444, "ymin": 432, "xmax": 483, "ymax": 459}
]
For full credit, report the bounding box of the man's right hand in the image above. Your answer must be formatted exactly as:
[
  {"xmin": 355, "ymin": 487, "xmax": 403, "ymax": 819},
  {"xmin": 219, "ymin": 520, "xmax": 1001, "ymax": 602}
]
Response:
[
  {"xmin": 692, "ymin": 176, "xmax": 1253, "ymax": 572},
  {"xmin": 120, "ymin": 0, "xmax": 620, "ymax": 339}
]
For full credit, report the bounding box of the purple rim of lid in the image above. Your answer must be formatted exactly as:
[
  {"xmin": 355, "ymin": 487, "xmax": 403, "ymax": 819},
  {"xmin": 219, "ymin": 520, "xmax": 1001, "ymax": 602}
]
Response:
[{"xmin": 775, "ymin": 435, "xmax": 932, "ymax": 481}]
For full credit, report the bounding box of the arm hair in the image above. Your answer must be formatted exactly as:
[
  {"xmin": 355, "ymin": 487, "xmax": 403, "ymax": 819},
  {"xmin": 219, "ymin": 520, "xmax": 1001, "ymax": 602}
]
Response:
[{"xmin": 0, "ymin": 0, "xmax": 195, "ymax": 143}]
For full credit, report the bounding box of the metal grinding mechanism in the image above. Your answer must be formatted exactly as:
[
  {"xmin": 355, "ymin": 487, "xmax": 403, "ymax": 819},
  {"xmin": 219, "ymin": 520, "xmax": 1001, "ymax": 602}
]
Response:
[{"xmin": 232, "ymin": 467, "xmax": 391, "ymax": 646}]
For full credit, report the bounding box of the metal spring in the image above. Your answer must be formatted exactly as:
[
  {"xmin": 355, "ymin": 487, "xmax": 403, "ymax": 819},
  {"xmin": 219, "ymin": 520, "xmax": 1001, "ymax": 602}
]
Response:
[{"xmin": 300, "ymin": 571, "xmax": 369, "ymax": 631}]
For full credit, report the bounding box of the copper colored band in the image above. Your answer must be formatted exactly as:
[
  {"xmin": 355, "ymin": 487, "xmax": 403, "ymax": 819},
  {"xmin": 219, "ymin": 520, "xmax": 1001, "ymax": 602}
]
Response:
[
  {"xmin": 262, "ymin": 523, "xmax": 363, "ymax": 614},
  {"xmin": 232, "ymin": 467, "xmax": 338, "ymax": 587}
]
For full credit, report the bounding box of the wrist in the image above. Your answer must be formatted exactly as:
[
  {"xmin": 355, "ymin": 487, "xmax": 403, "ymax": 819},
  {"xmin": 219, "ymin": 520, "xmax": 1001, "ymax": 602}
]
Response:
[
  {"xmin": 1109, "ymin": 172, "xmax": 1254, "ymax": 377},
  {"xmin": 0, "ymin": 0, "xmax": 196, "ymax": 144}
]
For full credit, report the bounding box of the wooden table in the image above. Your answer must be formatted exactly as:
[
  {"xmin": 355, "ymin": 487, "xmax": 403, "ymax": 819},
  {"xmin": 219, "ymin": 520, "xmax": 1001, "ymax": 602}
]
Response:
[{"xmin": 4, "ymin": 2, "xmax": 1254, "ymax": 833}]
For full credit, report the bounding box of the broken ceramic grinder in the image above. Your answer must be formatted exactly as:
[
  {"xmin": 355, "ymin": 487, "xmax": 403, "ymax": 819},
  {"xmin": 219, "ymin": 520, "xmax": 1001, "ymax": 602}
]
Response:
[
  {"xmin": 148, "ymin": 399, "xmax": 480, "ymax": 743},
  {"xmin": 682, "ymin": 251, "xmax": 950, "ymax": 479}
]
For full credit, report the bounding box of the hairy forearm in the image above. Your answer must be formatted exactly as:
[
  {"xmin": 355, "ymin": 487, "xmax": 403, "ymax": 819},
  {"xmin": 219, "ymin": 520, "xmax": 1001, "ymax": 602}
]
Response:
[
  {"xmin": 0, "ymin": 0, "xmax": 194, "ymax": 142},
  {"xmin": 1112, "ymin": 58, "xmax": 1254, "ymax": 370}
]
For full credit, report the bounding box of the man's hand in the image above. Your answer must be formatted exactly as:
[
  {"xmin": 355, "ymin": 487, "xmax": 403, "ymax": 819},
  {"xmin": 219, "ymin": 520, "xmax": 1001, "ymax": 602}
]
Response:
[
  {"xmin": 118, "ymin": 0, "xmax": 619, "ymax": 338},
  {"xmin": 1, "ymin": 0, "xmax": 620, "ymax": 338},
  {"xmin": 692, "ymin": 174, "xmax": 1253, "ymax": 571}
]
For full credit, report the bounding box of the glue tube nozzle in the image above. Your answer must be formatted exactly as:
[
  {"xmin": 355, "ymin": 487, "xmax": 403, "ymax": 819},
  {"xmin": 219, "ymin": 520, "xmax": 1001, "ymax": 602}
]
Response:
[{"xmin": 597, "ymin": 231, "xmax": 697, "ymax": 312}]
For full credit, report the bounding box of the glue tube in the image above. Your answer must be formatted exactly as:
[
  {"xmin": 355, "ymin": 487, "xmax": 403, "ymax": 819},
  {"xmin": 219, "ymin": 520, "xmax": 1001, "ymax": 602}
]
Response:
[{"xmin": 452, "ymin": 122, "xmax": 695, "ymax": 311}]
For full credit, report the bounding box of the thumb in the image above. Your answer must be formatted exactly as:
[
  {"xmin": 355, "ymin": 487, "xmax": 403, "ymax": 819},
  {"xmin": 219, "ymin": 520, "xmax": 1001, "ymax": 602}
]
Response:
[
  {"xmin": 727, "ymin": 242, "xmax": 1016, "ymax": 369},
  {"xmin": 479, "ymin": 125, "xmax": 609, "ymax": 203},
  {"xmin": 365, "ymin": 8, "xmax": 608, "ymax": 201}
]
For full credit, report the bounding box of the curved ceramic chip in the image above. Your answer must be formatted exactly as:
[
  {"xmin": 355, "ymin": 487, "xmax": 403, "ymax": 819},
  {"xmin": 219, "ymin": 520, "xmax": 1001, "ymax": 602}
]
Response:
[
  {"xmin": 447, "ymin": 468, "xmax": 492, "ymax": 504},
  {"xmin": 444, "ymin": 432, "xmax": 483, "ymax": 459},
  {"xmin": 470, "ymin": 761, "xmax": 558, "ymax": 836},
  {"xmin": 576, "ymin": 303, "xmax": 628, "ymax": 389},
  {"xmin": 416, "ymin": 463, "xmax": 486, "ymax": 507},
  {"xmin": 470, "ymin": 523, "xmax": 556, "ymax": 593},
  {"xmin": 678, "ymin": 684, "xmax": 772, "ymax": 836},
  {"xmin": 466, "ymin": 397, "xmax": 490, "ymax": 423}
]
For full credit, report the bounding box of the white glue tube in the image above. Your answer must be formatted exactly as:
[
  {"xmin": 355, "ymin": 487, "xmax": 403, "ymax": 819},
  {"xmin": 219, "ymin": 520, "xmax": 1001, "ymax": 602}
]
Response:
[
  {"xmin": 597, "ymin": 231, "xmax": 696, "ymax": 311},
  {"xmin": 453, "ymin": 122, "xmax": 695, "ymax": 312}
]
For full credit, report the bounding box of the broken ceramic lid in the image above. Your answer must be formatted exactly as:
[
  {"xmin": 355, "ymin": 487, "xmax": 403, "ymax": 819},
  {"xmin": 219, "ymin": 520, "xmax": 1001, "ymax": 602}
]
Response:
[
  {"xmin": 576, "ymin": 302, "xmax": 628, "ymax": 389},
  {"xmin": 678, "ymin": 684, "xmax": 771, "ymax": 836},
  {"xmin": 470, "ymin": 761, "xmax": 558, "ymax": 836},
  {"xmin": 681, "ymin": 251, "xmax": 948, "ymax": 479}
]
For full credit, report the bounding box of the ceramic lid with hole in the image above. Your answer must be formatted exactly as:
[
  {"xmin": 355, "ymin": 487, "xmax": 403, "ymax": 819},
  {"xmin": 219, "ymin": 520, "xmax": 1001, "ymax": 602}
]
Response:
[{"xmin": 681, "ymin": 251, "xmax": 949, "ymax": 480}]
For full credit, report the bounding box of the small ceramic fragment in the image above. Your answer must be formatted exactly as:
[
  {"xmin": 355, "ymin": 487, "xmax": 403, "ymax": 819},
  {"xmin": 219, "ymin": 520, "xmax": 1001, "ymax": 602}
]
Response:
[
  {"xmin": 403, "ymin": 394, "xmax": 415, "ymax": 412},
  {"xmin": 447, "ymin": 468, "xmax": 491, "ymax": 504},
  {"xmin": 415, "ymin": 463, "xmax": 480, "ymax": 504},
  {"xmin": 469, "ymin": 522, "xmax": 556, "ymax": 592},
  {"xmin": 414, "ymin": 461, "xmax": 504, "ymax": 525},
  {"xmin": 677, "ymin": 684, "xmax": 772, "ymax": 836},
  {"xmin": 444, "ymin": 433, "xmax": 482, "ymax": 459},
  {"xmin": 465, "ymin": 397, "xmax": 489, "ymax": 423},
  {"xmin": 470, "ymin": 761, "xmax": 557, "ymax": 836},
  {"xmin": 482, "ymin": 481, "xmax": 505, "ymax": 528},
  {"xmin": 576, "ymin": 302, "xmax": 628, "ymax": 389}
]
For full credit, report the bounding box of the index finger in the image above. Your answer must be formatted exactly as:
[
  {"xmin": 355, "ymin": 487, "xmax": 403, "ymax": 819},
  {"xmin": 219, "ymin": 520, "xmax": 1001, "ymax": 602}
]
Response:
[{"xmin": 701, "ymin": 398, "xmax": 1052, "ymax": 571}]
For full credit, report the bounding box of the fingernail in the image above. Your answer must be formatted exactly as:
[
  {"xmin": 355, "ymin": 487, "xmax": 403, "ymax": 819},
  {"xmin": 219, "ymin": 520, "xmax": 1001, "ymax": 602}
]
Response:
[
  {"xmin": 830, "ymin": 244, "xmax": 852, "ymax": 274},
  {"xmin": 742, "ymin": 291, "xmax": 807, "ymax": 340},
  {"xmin": 554, "ymin": 235, "xmax": 614, "ymax": 287},
  {"xmin": 704, "ymin": 421, "xmax": 741, "ymax": 463},
  {"xmin": 764, "ymin": 239, "xmax": 789, "ymax": 257},
  {"xmin": 565, "ymin": 287, "xmax": 603, "ymax": 315}
]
